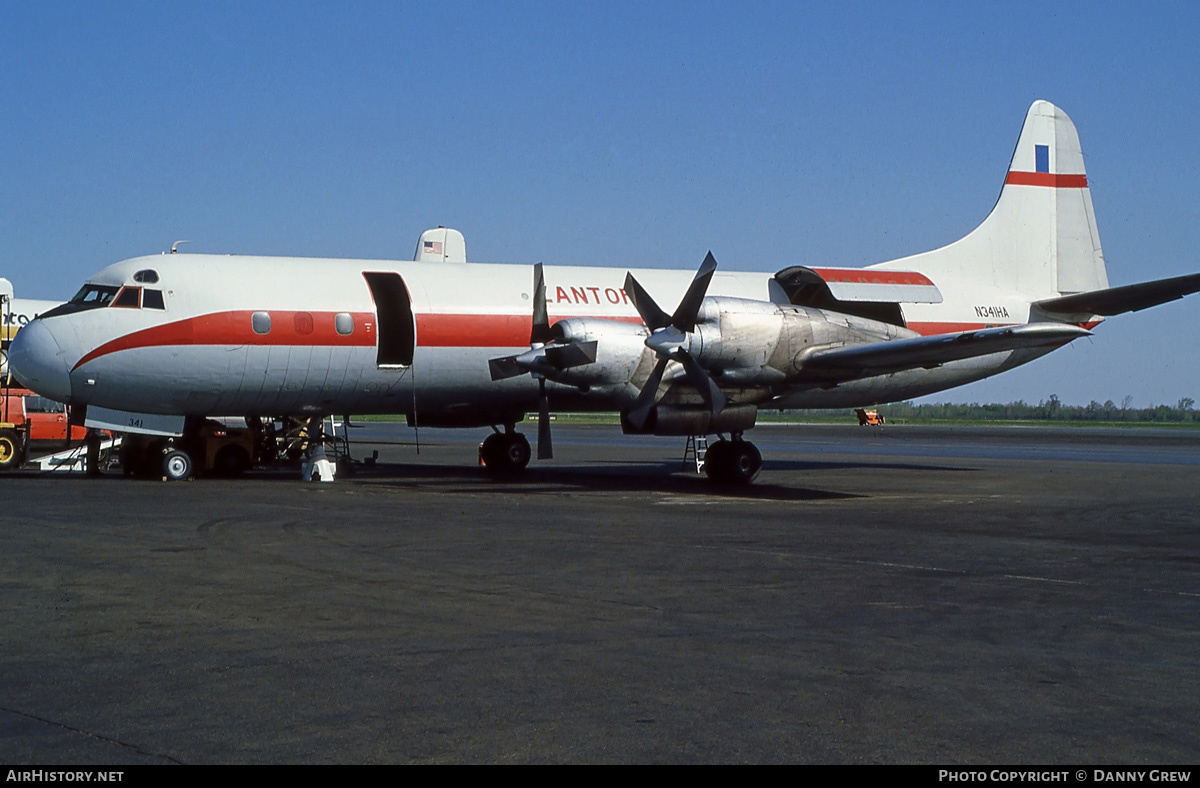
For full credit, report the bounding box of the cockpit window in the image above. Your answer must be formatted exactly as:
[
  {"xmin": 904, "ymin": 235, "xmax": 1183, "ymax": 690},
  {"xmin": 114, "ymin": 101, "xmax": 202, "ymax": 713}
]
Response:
[
  {"xmin": 112, "ymin": 287, "xmax": 141, "ymax": 308},
  {"xmin": 36, "ymin": 283, "xmax": 121, "ymax": 319},
  {"xmin": 143, "ymin": 289, "xmax": 165, "ymax": 310},
  {"xmin": 133, "ymin": 269, "xmax": 160, "ymax": 284},
  {"xmin": 71, "ymin": 284, "xmax": 120, "ymax": 307}
]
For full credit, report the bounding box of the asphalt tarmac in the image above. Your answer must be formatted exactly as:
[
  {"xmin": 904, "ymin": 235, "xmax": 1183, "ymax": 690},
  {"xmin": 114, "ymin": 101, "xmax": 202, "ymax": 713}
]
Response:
[{"xmin": 2, "ymin": 424, "xmax": 1198, "ymax": 764}]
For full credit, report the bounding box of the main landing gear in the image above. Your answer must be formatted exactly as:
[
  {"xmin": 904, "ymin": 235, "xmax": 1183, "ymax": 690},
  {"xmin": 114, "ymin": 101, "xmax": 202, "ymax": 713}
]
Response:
[
  {"xmin": 479, "ymin": 426, "xmax": 531, "ymax": 476},
  {"xmin": 478, "ymin": 425, "xmax": 762, "ymax": 484},
  {"xmin": 702, "ymin": 435, "xmax": 762, "ymax": 485}
]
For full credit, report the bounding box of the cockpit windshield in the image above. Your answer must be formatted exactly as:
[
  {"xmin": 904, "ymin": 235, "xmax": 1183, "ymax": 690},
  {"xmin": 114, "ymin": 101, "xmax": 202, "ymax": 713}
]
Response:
[
  {"xmin": 38, "ymin": 284, "xmax": 121, "ymax": 319},
  {"xmin": 71, "ymin": 284, "xmax": 120, "ymax": 307}
]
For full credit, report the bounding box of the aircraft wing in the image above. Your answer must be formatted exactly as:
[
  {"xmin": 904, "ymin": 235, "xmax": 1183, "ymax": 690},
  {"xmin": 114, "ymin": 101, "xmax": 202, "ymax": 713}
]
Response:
[
  {"xmin": 799, "ymin": 323, "xmax": 1092, "ymax": 382},
  {"xmin": 1035, "ymin": 272, "xmax": 1200, "ymax": 316}
]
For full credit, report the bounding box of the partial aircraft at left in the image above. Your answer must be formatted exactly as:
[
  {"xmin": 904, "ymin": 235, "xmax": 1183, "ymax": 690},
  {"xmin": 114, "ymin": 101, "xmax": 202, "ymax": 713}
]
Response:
[{"xmin": 0, "ymin": 277, "xmax": 60, "ymax": 375}]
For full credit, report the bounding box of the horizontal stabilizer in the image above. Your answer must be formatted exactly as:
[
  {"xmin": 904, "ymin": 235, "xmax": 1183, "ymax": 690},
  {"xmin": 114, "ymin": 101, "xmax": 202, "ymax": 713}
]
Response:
[
  {"xmin": 1035, "ymin": 272, "xmax": 1200, "ymax": 316},
  {"xmin": 802, "ymin": 323, "xmax": 1091, "ymax": 382}
]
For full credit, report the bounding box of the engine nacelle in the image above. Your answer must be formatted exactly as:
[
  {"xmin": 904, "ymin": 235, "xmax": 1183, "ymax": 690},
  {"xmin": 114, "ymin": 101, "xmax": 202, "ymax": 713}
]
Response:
[
  {"xmin": 691, "ymin": 298, "xmax": 786, "ymax": 371},
  {"xmin": 688, "ymin": 297, "xmax": 916, "ymax": 383},
  {"xmin": 541, "ymin": 298, "xmax": 919, "ymax": 408},
  {"xmin": 620, "ymin": 403, "xmax": 758, "ymax": 436},
  {"xmin": 546, "ymin": 318, "xmax": 650, "ymax": 389}
]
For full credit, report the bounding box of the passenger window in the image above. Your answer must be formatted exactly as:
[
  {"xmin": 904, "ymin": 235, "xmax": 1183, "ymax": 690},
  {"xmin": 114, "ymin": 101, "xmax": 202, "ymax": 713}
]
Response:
[
  {"xmin": 133, "ymin": 269, "xmax": 160, "ymax": 284},
  {"xmin": 252, "ymin": 312, "xmax": 271, "ymax": 334},
  {"xmin": 142, "ymin": 289, "xmax": 165, "ymax": 310},
  {"xmin": 335, "ymin": 313, "xmax": 354, "ymax": 335},
  {"xmin": 112, "ymin": 287, "xmax": 141, "ymax": 308},
  {"xmin": 294, "ymin": 312, "xmax": 314, "ymax": 335}
]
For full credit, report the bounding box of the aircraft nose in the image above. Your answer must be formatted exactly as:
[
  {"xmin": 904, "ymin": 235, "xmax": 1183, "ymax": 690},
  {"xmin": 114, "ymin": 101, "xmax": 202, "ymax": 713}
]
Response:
[{"xmin": 8, "ymin": 319, "xmax": 73, "ymax": 403}]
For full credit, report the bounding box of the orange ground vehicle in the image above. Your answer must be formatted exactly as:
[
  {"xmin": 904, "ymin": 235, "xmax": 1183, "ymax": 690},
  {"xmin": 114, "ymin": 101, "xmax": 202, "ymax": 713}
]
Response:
[
  {"xmin": 0, "ymin": 386, "xmax": 90, "ymax": 470},
  {"xmin": 855, "ymin": 408, "xmax": 886, "ymax": 426}
]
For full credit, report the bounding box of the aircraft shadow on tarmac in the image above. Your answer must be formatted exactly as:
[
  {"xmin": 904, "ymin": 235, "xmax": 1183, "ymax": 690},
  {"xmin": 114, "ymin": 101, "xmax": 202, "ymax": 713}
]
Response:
[
  {"xmin": 23, "ymin": 453, "xmax": 971, "ymax": 502},
  {"xmin": 763, "ymin": 458, "xmax": 976, "ymax": 473},
  {"xmin": 347, "ymin": 459, "xmax": 979, "ymax": 502}
]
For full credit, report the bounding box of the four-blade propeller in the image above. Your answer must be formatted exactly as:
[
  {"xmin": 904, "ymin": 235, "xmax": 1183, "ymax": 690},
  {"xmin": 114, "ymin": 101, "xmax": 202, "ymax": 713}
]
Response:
[{"xmin": 623, "ymin": 252, "xmax": 727, "ymax": 429}]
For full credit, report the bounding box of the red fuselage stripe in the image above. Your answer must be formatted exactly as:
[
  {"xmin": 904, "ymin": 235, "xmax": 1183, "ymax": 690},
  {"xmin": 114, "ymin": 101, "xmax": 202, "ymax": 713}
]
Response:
[
  {"xmin": 70, "ymin": 310, "xmax": 645, "ymax": 369},
  {"xmin": 1004, "ymin": 171, "xmax": 1089, "ymax": 188},
  {"xmin": 415, "ymin": 313, "xmax": 532, "ymax": 348},
  {"xmin": 73, "ymin": 311, "xmax": 377, "ymax": 370},
  {"xmin": 415, "ymin": 313, "xmax": 642, "ymax": 347},
  {"xmin": 70, "ymin": 312, "xmax": 1092, "ymax": 370}
]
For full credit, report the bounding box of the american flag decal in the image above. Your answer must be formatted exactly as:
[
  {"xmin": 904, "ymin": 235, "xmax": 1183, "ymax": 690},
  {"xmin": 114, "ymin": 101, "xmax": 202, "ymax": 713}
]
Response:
[{"xmin": 424, "ymin": 240, "xmax": 443, "ymax": 255}]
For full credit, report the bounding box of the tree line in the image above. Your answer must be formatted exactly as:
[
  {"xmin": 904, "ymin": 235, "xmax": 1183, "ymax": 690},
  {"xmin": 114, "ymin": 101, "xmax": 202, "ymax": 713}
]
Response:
[{"xmin": 841, "ymin": 396, "xmax": 1200, "ymax": 423}]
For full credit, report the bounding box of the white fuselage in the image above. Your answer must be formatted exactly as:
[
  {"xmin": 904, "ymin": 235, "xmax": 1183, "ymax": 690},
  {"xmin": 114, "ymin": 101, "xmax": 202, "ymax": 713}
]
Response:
[{"xmin": 10, "ymin": 253, "xmax": 1048, "ymax": 425}]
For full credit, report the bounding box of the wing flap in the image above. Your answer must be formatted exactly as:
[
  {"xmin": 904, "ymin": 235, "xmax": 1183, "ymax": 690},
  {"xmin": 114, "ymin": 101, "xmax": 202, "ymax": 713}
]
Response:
[{"xmin": 800, "ymin": 323, "xmax": 1091, "ymax": 382}]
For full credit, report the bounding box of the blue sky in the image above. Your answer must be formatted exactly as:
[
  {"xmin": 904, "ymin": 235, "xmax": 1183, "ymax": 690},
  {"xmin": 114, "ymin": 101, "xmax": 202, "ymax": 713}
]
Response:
[{"xmin": 3, "ymin": 1, "xmax": 1198, "ymax": 406}]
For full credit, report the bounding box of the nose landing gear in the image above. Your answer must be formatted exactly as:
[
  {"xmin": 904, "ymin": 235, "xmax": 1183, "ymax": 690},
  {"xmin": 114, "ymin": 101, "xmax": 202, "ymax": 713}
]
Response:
[{"xmin": 162, "ymin": 449, "xmax": 194, "ymax": 481}]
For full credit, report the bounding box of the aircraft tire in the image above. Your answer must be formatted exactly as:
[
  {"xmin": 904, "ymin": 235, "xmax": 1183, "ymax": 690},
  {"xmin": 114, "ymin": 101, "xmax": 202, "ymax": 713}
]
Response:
[
  {"xmin": 162, "ymin": 449, "xmax": 194, "ymax": 481},
  {"xmin": 0, "ymin": 428, "xmax": 24, "ymax": 471},
  {"xmin": 727, "ymin": 441, "xmax": 762, "ymax": 484},
  {"xmin": 705, "ymin": 440, "xmax": 761, "ymax": 485},
  {"xmin": 479, "ymin": 433, "xmax": 505, "ymax": 470},
  {"xmin": 481, "ymin": 432, "xmax": 530, "ymax": 475},
  {"xmin": 502, "ymin": 433, "xmax": 532, "ymax": 472},
  {"xmin": 703, "ymin": 440, "xmax": 731, "ymax": 481}
]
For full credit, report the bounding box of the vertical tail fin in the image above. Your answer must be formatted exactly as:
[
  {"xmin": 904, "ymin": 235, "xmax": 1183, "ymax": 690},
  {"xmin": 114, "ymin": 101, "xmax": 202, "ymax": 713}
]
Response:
[{"xmin": 875, "ymin": 101, "xmax": 1108, "ymax": 299}]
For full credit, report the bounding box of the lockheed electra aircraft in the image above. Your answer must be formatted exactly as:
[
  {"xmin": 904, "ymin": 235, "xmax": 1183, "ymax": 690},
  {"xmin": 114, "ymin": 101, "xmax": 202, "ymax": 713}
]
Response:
[{"xmin": 10, "ymin": 101, "xmax": 1200, "ymax": 483}]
